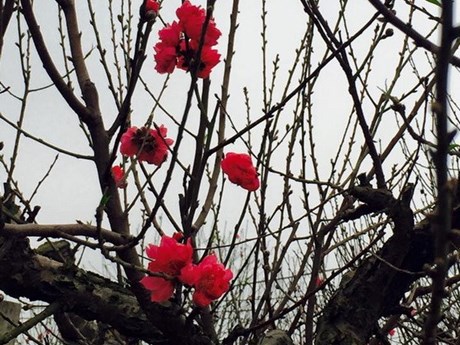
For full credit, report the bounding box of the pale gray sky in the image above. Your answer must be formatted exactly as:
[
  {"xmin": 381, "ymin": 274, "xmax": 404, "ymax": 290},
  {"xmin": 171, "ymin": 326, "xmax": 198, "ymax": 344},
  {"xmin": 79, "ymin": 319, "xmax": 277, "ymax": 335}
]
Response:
[{"xmin": 0, "ymin": 0, "xmax": 454, "ymax": 239}]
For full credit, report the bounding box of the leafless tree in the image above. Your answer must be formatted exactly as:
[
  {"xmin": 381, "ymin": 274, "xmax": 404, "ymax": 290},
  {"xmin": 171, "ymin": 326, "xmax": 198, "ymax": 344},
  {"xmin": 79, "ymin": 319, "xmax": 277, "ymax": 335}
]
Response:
[{"xmin": 0, "ymin": 0, "xmax": 459, "ymax": 344}]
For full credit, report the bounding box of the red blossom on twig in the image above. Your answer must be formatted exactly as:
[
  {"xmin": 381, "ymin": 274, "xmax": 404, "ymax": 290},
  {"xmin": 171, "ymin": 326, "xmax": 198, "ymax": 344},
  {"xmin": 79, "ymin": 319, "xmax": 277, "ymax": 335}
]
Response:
[
  {"xmin": 120, "ymin": 125, "xmax": 174, "ymax": 166},
  {"xmin": 221, "ymin": 152, "xmax": 260, "ymax": 191},
  {"xmin": 140, "ymin": 236, "xmax": 193, "ymax": 302},
  {"xmin": 111, "ymin": 166, "xmax": 127, "ymax": 188},
  {"xmin": 144, "ymin": 0, "xmax": 160, "ymax": 14},
  {"xmin": 180, "ymin": 254, "xmax": 233, "ymax": 307}
]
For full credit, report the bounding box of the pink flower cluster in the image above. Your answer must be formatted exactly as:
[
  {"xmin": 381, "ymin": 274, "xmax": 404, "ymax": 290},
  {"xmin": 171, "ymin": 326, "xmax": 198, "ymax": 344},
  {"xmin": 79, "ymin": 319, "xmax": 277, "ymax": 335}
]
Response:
[
  {"xmin": 140, "ymin": 235, "xmax": 233, "ymax": 307},
  {"xmin": 154, "ymin": 1, "xmax": 221, "ymax": 79}
]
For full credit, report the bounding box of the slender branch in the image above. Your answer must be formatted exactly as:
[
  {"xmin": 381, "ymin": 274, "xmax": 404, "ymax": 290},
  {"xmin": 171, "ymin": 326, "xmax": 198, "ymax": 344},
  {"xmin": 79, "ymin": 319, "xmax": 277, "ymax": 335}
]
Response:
[
  {"xmin": 0, "ymin": 302, "xmax": 61, "ymax": 344},
  {"xmin": 0, "ymin": 113, "xmax": 93, "ymax": 159},
  {"xmin": 56, "ymin": 0, "xmax": 100, "ymax": 116},
  {"xmin": 367, "ymin": 0, "xmax": 460, "ymax": 67},
  {"xmin": 20, "ymin": 0, "xmax": 90, "ymax": 120},
  {"xmin": 3, "ymin": 223, "xmax": 133, "ymax": 245},
  {"xmin": 206, "ymin": 12, "xmax": 378, "ymax": 157},
  {"xmin": 423, "ymin": 0, "xmax": 455, "ymax": 342},
  {"xmin": 301, "ymin": 0, "xmax": 387, "ymax": 189}
]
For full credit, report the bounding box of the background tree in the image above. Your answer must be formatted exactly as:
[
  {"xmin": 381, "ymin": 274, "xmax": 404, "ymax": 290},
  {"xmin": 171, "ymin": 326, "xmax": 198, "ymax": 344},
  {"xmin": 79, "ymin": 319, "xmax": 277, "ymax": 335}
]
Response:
[{"xmin": 0, "ymin": 0, "xmax": 459, "ymax": 344}]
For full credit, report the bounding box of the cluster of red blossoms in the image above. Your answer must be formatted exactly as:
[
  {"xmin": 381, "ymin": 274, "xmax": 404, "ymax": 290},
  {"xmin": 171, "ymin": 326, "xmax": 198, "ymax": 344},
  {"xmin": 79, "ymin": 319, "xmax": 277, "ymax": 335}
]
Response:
[
  {"xmin": 221, "ymin": 152, "xmax": 260, "ymax": 191},
  {"xmin": 140, "ymin": 235, "xmax": 233, "ymax": 307},
  {"xmin": 154, "ymin": 1, "xmax": 221, "ymax": 78}
]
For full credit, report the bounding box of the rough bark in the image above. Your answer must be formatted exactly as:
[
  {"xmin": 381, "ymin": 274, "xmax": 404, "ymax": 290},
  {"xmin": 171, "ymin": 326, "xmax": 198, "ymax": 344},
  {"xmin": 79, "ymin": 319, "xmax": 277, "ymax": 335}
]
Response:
[
  {"xmin": 0, "ymin": 300, "xmax": 21, "ymax": 345},
  {"xmin": 0, "ymin": 235, "xmax": 206, "ymax": 345},
  {"xmin": 257, "ymin": 330, "xmax": 294, "ymax": 345},
  {"xmin": 315, "ymin": 185, "xmax": 449, "ymax": 344}
]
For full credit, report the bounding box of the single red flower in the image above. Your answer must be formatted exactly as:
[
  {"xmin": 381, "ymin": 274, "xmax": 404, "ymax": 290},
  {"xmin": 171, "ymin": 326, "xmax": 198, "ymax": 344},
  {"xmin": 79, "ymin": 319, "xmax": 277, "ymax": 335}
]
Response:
[
  {"xmin": 140, "ymin": 236, "xmax": 194, "ymax": 303},
  {"xmin": 154, "ymin": 23, "xmax": 182, "ymax": 74},
  {"xmin": 120, "ymin": 125, "xmax": 174, "ymax": 166},
  {"xmin": 111, "ymin": 166, "xmax": 127, "ymax": 188},
  {"xmin": 145, "ymin": 0, "xmax": 160, "ymax": 13},
  {"xmin": 180, "ymin": 254, "xmax": 233, "ymax": 307},
  {"xmin": 176, "ymin": 1, "xmax": 221, "ymax": 46},
  {"xmin": 145, "ymin": 236, "xmax": 193, "ymax": 276},
  {"xmin": 388, "ymin": 329, "xmax": 396, "ymax": 337},
  {"xmin": 221, "ymin": 152, "xmax": 260, "ymax": 191},
  {"xmin": 153, "ymin": 1, "xmax": 221, "ymax": 78}
]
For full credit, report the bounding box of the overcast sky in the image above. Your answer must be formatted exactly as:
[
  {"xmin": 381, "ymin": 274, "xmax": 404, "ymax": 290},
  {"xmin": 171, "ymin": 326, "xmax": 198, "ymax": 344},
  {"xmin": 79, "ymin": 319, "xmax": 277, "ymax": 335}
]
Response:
[{"xmin": 0, "ymin": 1, "xmax": 455, "ymax": 248}]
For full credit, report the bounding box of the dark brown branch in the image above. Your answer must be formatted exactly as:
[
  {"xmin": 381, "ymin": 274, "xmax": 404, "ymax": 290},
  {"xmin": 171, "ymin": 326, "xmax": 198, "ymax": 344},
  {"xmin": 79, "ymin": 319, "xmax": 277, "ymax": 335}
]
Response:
[
  {"xmin": 3, "ymin": 223, "xmax": 133, "ymax": 245},
  {"xmin": 0, "ymin": 0, "xmax": 15, "ymax": 57},
  {"xmin": 313, "ymin": 184, "xmax": 460, "ymax": 344},
  {"xmin": 20, "ymin": 0, "xmax": 90, "ymax": 120},
  {"xmin": 56, "ymin": 0, "xmax": 100, "ymax": 117},
  {"xmin": 367, "ymin": 0, "xmax": 460, "ymax": 68},
  {"xmin": 301, "ymin": 0, "xmax": 387, "ymax": 189},
  {"xmin": 424, "ymin": 1, "xmax": 456, "ymax": 339},
  {"xmin": 0, "ymin": 302, "xmax": 61, "ymax": 344}
]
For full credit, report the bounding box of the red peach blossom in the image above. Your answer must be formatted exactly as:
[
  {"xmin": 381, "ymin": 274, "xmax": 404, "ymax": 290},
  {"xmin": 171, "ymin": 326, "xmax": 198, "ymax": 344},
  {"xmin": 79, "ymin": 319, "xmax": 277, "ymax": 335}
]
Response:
[
  {"xmin": 176, "ymin": 42, "xmax": 220, "ymax": 79},
  {"xmin": 196, "ymin": 45, "xmax": 220, "ymax": 78},
  {"xmin": 145, "ymin": 236, "xmax": 193, "ymax": 276},
  {"xmin": 180, "ymin": 254, "xmax": 233, "ymax": 307},
  {"xmin": 153, "ymin": 1, "xmax": 221, "ymax": 78},
  {"xmin": 120, "ymin": 125, "xmax": 174, "ymax": 166},
  {"xmin": 140, "ymin": 236, "xmax": 193, "ymax": 303},
  {"xmin": 221, "ymin": 152, "xmax": 260, "ymax": 191},
  {"xmin": 154, "ymin": 43, "xmax": 178, "ymax": 74},
  {"xmin": 158, "ymin": 21, "xmax": 182, "ymax": 47},
  {"xmin": 119, "ymin": 127, "xmax": 139, "ymax": 157},
  {"xmin": 145, "ymin": 0, "xmax": 160, "ymax": 13},
  {"xmin": 154, "ymin": 23, "xmax": 182, "ymax": 74},
  {"xmin": 111, "ymin": 166, "xmax": 127, "ymax": 188},
  {"xmin": 176, "ymin": 1, "xmax": 221, "ymax": 46},
  {"xmin": 140, "ymin": 276, "xmax": 174, "ymax": 303}
]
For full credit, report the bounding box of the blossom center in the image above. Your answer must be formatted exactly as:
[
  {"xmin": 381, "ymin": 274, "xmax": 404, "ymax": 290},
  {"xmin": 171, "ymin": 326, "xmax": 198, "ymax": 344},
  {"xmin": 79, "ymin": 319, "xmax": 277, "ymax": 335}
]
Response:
[{"xmin": 133, "ymin": 127, "xmax": 157, "ymax": 153}]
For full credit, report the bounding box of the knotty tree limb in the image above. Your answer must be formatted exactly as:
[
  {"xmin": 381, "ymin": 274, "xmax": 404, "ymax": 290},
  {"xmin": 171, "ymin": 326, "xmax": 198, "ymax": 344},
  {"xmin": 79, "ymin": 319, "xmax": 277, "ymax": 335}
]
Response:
[
  {"xmin": 0, "ymin": 235, "xmax": 214, "ymax": 345},
  {"xmin": 315, "ymin": 185, "xmax": 424, "ymax": 344}
]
